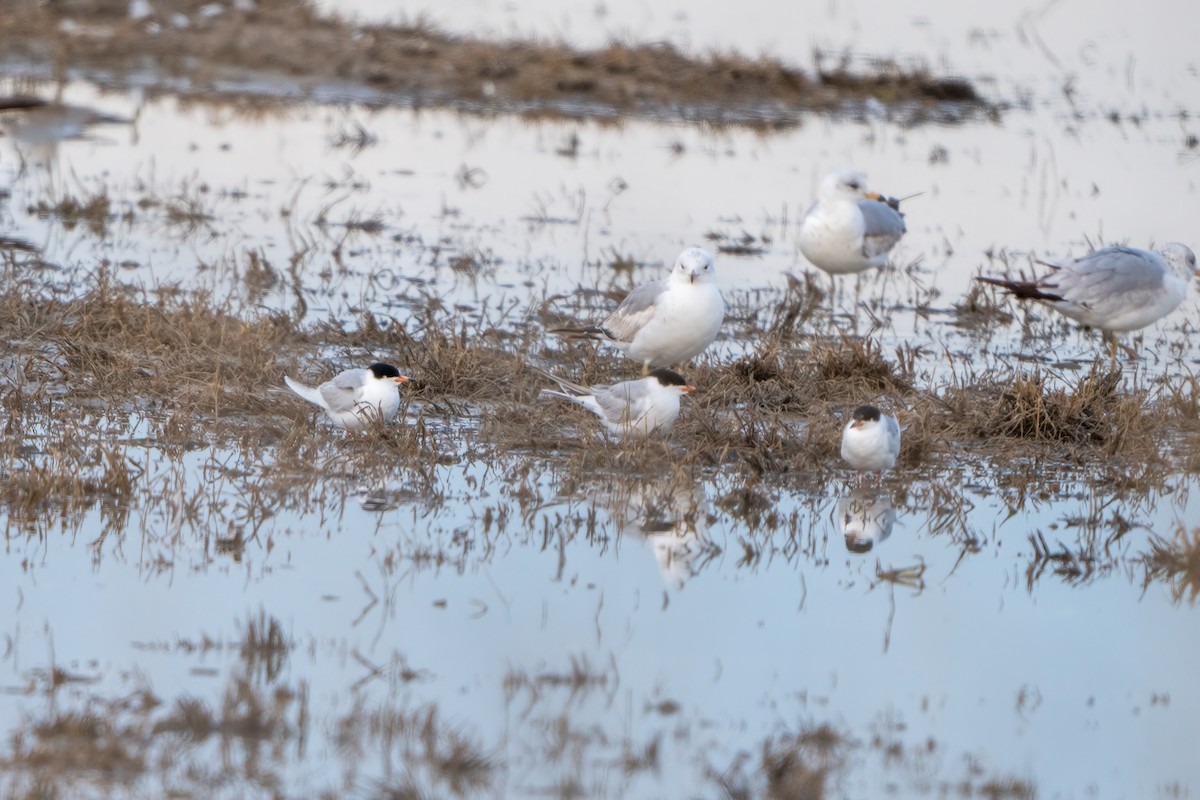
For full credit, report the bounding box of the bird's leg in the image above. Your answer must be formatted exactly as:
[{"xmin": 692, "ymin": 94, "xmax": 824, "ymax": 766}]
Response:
[
  {"xmin": 829, "ymin": 275, "xmax": 841, "ymax": 325},
  {"xmin": 641, "ymin": 360, "xmax": 651, "ymax": 376},
  {"xmin": 1103, "ymin": 331, "xmax": 1138, "ymax": 361}
]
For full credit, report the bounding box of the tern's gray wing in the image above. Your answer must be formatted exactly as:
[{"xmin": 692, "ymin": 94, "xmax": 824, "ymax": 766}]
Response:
[
  {"xmin": 1054, "ymin": 248, "xmax": 1166, "ymax": 308},
  {"xmin": 885, "ymin": 415, "xmax": 901, "ymax": 441},
  {"xmin": 319, "ymin": 368, "xmax": 368, "ymax": 411},
  {"xmin": 857, "ymin": 200, "xmax": 906, "ymax": 258},
  {"xmin": 591, "ymin": 380, "xmax": 649, "ymax": 424},
  {"xmin": 601, "ymin": 280, "xmax": 667, "ymax": 343}
]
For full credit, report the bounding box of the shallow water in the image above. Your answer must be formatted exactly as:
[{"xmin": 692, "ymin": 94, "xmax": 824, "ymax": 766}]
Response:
[{"xmin": 2, "ymin": 1, "xmax": 1200, "ymax": 798}]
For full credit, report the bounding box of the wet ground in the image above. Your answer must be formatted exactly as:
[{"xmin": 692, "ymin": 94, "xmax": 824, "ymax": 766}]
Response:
[{"xmin": 2, "ymin": 1, "xmax": 1200, "ymax": 798}]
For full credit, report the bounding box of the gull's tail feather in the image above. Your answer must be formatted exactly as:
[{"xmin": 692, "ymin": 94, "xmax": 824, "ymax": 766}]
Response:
[
  {"xmin": 974, "ymin": 276, "xmax": 1064, "ymax": 303},
  {"xmin": 284, "ymin": 376, "xmax": 328, "ymax": 410},
  {"xmin": 547, "ymin": 324, "xmax": 611, "ymax": 341}
]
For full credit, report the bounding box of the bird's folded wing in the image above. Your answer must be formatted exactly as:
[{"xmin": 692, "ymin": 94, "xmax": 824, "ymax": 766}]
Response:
[
  {"xmin": 320, "ymin": 369, "xmax": 368, "ymax": 411},
  {"xmin": 593, "ymin": 382, "xmax": 643, "ymax": 424},
  {"xmin": 1059, "ymin": 249, "xmax": 1165, "ymax": 308},
  {"xmin": 857, "ymin": 200, "xmax": 906, "ymax": 258},
  {"xmin": 601, "ymin": 280, "xmax": 666, "ymax": 342}
]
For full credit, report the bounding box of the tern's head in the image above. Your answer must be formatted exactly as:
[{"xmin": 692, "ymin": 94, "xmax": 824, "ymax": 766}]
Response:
[
  {"xmin": 847, "ymin": 404, "xmax": 883, "ymax": 430},
  {"xmin": 1159, "ymin": 242, "xmax": 1199, "ymax": 280},
  {"xmin": 672, "ymin": 247, "xmax": 716, "ymax": 285},
  {"xmin": 820, "ymin": 168, "xmax": 874, "ymax": 202},
  {"xmin": 649, "ymin": 367, "xmax": 697, "ymax": 395},
  {"xmin": 368, "ymin": 362, "xmax": 411, "ymax": 385}
]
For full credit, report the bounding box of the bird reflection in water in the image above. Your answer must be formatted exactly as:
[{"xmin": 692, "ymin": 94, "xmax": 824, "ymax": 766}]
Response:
[
  {"xmin": 593, "ymin": 475, "xmax": 716, "ymax": 589},
  {"xmin": 0, "ymin": 97, "xmax": 131, "ymax": 166},
  {"xmin": 837, "ymin": 487, "xmax": 897, "ymax": 554}
]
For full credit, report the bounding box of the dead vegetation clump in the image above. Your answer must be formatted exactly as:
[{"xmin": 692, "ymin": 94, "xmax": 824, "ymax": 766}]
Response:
[
  {"xmin": 969, "ymin": 364, "xmax": 1142, "ymax": 451},
  {"xmin": 951, "ymin": 280, "xmax": 1015, "ymax": 329},
  {"xmin": 378, "ymin": 304, "xmax": 532, "ymax": 402},
  {"xmin": 812, "ymin": 336, "xmax": 914, "ymax": 396},
  {"xmin": 697, "ymin": 335, "xmax": 914, "ymax": 414},
  {"xmin": 0, "ymin": 0, "xmax": 989, "ymax": 127},
  {"xmin": 1, "ymin": 268, "xmax": 299, "ymax": 416}
]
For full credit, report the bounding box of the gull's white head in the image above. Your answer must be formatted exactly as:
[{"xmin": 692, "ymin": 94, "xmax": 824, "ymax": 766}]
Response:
[
  {"xmin": 820, "ymin": 168, "xmax": 874, "ymax": 203},
  {"xmin": 672, "ymin": 247, "xmax": 717, "ymax": 286},
  {"xmin": 1158, "ymin": 242, "xmax": 1199, "ymax": 280}
]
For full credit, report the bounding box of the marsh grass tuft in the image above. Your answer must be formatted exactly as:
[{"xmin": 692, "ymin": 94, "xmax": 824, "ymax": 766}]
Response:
[{"xmin": 978, "ymin": 364, "xmax": 1139, "ymax": 450}]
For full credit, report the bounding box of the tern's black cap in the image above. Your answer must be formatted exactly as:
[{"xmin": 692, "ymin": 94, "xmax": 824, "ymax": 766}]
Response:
[
  {"xmin": 649, "ymin": 368, "xmax": 688, "ymax": 387},
  {"xmin": 368, "ymin": 363, "xmax": 402, "ymax": 379},
  {"xmin": 850, "ymin": 405, "xmax": 882, "ymax": 422}
]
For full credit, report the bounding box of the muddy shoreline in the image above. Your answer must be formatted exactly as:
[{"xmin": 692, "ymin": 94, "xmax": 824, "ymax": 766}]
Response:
[{"xmin": 0, "ymin": 0, "xmax": 989, "ymax": 126}]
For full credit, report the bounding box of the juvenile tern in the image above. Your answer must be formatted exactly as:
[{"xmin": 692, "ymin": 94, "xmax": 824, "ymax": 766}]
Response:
[
  {"xmin": 550, "ymin": 247, "xmax": 724, "ymax": 372},
  {"xmin": 976, "ymin": 242, "xmax": 1198, "ymax": 358},
  {"xmin": 284, "ymin": 362, "xmax": 409, "ymax": 431},
  {"xmin": 840, "ymin": 405, "xmax": 901, "ymax": 474},
  {"xmin": 539, "ymin": 367, "xmax": 696, "ymax": 439},
  {"xmin": 799, "ymin": 169, "xmax": 907, "ymax": 280}
]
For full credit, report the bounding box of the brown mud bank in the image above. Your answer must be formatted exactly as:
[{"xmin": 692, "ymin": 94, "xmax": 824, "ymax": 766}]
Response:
[{"xmin": 0, "ymin": 0, "xmax": 989, "ymax": 126}]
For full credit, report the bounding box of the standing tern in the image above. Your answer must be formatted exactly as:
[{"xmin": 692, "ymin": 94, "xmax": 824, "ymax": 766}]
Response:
[{"xmin": 840, "ymin": 404, "xmax": 902, "ymax": 475}]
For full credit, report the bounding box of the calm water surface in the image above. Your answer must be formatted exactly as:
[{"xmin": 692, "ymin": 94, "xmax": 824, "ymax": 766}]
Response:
[{"xmin": 1, "ymin": 0, "xmax": 1199, "ymax": 797}]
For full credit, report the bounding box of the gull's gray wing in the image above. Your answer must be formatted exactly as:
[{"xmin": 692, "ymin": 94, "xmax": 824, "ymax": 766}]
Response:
[
  {"xmin": 319, "ymin": 368, "xmax": 368, "ymax": 411},
  {"xmin": 857, "ymin": 200, "xmax": 906, "ymax": 258},
  {"xmin": 601, "ymin": 280, "xmax": 667, "ymax": 343},
  {"xmin": 1053, "ymin": 247, "xmax": 1166, "ymax": 313}
]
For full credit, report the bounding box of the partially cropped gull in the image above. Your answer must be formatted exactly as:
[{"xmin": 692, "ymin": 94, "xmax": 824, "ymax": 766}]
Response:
[{"xmin": 976, "ymin": 242, "xmax": 1198, "ymax": 358}]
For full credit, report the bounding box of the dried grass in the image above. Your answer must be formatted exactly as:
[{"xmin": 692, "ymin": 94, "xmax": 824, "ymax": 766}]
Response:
[
  {"xmin": 0, "ymin": 252, "xmax": 1192, "ymax": 554},
  {"xmin": 0, "ymin": 0, "xmax": 988, "ymax": 127}
]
